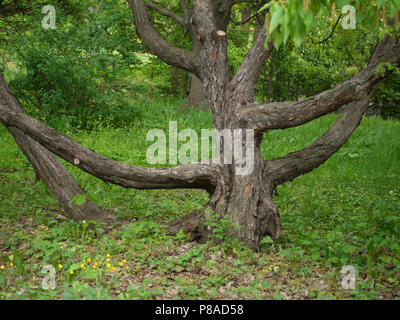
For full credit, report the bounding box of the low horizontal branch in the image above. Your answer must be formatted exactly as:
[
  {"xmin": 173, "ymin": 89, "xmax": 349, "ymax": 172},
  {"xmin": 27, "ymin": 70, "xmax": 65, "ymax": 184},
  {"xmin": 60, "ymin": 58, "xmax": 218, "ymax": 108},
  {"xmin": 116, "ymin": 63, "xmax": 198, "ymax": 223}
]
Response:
[
  {"xmin": 0, "ymin": 73, "xmax": 115, "ymax": 224},
  {"xmin": 0, "ymin": 109, "xmax": 218, "ymax": 193}
]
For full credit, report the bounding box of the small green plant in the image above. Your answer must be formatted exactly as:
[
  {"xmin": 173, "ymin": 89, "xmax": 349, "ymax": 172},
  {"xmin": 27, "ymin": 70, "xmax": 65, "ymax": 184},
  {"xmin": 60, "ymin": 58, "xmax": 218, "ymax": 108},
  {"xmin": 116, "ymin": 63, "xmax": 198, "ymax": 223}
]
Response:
[
  {"xmin": 119, "ymin": 221, "xmax": 163, "ymax": 241},
  {"xmin": 204, "ymin": 210, "xmax": 239, "ymax": 242},
  {"xmin": 175, "ymin": 229, "xmax": 189, "ymax": 242}
]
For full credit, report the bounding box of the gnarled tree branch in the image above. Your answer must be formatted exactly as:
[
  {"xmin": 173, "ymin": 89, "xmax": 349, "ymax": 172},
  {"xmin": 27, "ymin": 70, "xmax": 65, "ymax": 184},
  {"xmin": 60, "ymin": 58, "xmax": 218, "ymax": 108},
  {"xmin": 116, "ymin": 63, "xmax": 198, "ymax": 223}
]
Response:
[
  {"xmin": 0, "ymin": 108, "xmax": 218, "ymax": 193},
  {"xmin": 237, "ymin": 36, "xmax": 400, "ymax": 133},
  {"xmin": 230, "ymin": 24, "xmax": 273, "ymax": 103},
  {"xmin": 264, "ymin": 97, "xmax": 371, "ymax": 188},
  {"xmin": 0, "ymin": 74, "xmax": 114, "ymax": 224},
  {"xmin": 144, "ymin": 0, "xmax": 185, "ymax": 26},
  {"xmin": 128, "ymin": 0, "xmax": 199, "ymax": 76}
]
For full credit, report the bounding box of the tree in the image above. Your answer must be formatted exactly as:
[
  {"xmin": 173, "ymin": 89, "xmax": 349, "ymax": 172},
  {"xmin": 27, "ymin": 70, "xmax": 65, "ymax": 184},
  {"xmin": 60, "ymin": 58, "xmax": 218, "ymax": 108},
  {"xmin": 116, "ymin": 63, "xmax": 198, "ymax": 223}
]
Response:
[{"xmin": 1, "ymin": 0, "xmax": 400, "ymax": 250}]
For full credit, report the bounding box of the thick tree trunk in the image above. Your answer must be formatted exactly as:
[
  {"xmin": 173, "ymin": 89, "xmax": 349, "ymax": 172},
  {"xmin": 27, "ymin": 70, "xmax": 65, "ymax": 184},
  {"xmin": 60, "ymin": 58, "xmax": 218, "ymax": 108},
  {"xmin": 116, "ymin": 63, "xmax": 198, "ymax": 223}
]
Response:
[
  {"xmin": 0, "ymin": 74, "xmax": 115, "ymax": 225},
  {"xmin": 167, "ymin": 114, "xmax": 281, "ymax": 251},
  {"xmin": 211, "ymin": 145, "xmax": 281, "ymax": 251},
  {"xmin": 166, "ymin": 136, "xmax": 281, "ymax": 251}
]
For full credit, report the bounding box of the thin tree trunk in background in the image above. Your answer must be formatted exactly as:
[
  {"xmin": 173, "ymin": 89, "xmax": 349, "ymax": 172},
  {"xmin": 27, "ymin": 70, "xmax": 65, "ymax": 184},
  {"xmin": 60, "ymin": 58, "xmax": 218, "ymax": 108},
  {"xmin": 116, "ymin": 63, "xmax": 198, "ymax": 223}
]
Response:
[
  {"xmin": 183, "ymin": 71, "xmax": 190, "ymax": 95},
  {"xmin": 182, "ymin": 35, "xmax": 208, "ymax": 110},
  {"xmin": 171, "ymin": 67, "xmax": 179, "ymax": 95},
  {"xmin": 262, "ymin": 66, "xmax": 266, "ymax": 103},
  {"xmin": 267, "ymin": 51, "xmax": 275, "ymax": 103},
  {"xmin": 0, "ymin": 74, "xmax": 115, "ymax": 226},
  {"xmin": 241, "ymin": 6, "xmax": 252, "ymax": 45}
]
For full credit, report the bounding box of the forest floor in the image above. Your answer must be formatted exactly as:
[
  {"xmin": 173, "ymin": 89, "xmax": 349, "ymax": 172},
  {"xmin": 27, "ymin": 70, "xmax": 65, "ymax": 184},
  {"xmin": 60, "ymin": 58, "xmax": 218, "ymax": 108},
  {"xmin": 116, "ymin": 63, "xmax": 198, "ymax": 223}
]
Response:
[{"xmin": 0, "ymin": 98, "xmax": 399, "ymax": 300}]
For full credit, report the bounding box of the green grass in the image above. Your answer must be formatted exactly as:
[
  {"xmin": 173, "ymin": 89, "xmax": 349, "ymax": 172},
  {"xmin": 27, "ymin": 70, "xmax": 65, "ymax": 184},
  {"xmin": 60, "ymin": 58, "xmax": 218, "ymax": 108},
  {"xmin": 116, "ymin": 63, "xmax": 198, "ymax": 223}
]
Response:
[{"xmin": 0, "ymin": 99, "xmax": 399, "ymax": 300}]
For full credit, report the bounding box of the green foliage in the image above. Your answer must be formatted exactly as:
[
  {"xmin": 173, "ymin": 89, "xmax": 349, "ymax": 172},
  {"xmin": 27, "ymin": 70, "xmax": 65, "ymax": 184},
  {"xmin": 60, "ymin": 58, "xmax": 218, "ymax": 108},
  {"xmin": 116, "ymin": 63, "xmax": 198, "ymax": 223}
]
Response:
[
  {"xmin": 258, "ymin": 43, "xmax": 345, "ymax": 102},
  {"xmin": 259, "ymin": 0, "xmax": 400, "ymax": 49},
  {"xmin": 0, "ymin": 0, "xmax": 399, "ymax": 301},
  {"xmin": 256, "ymin": 11, "xmax": 378, "ymax": 103},
  {"xmin": 374, "ymin": 72, "xmax": 400, "ymax": 118},
  {"xmin": 4, "ymin": 1, "xmax": 141, "ymax": 130},
  {"xmin": 1, "ymin": 102, "xmax": 400, "ymax": 299},
  {"xmin": 69, "ymin": 194, "xmax": 87, "ymax": 206},
  {"xmin": 62, "ymin": 281, "xmax": 112, "ymax": 300},
  {"xmin": 119, "ymin": 221, "xmax": 164, "ymax": 241}
]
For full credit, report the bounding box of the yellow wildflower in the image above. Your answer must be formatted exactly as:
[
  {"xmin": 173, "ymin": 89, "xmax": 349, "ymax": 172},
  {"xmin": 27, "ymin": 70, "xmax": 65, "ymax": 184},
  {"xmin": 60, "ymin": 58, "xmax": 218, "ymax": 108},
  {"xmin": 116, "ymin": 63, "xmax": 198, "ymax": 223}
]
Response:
[
  {"xmin": 69, "ymin": 270, "xmax": 74, "ymax": 275},
  {"xmin": 58, "ymin": 264, "xmax": 63, "ymax": 269}
]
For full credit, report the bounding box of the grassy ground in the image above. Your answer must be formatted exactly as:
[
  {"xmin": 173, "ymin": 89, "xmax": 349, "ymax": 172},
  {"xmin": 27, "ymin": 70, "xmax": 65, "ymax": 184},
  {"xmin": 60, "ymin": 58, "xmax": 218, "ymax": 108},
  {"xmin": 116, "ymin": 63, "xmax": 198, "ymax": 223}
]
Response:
[{"xmin": 0, "ymin": 98, "xmax": 399, "ymax": 300}]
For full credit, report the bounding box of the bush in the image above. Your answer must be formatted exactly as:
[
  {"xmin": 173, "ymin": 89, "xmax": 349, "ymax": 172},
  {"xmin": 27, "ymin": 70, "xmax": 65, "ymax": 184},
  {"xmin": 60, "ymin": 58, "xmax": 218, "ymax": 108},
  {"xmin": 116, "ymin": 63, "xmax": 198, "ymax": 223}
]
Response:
[
  {"xmin": 374, "ymin": 73, "xmax": 400, "ymax": 119},
  {"xmin": 6, "ymin": 5, "xmax": 141, "ymax": 130}
]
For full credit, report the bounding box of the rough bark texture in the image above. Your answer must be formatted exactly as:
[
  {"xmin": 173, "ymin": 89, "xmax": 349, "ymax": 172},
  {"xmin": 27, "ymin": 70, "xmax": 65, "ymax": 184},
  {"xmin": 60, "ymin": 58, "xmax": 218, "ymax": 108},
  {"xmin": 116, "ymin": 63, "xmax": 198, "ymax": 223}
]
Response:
[
  {"xmin": 0, "ymin": 74, "xmax": 115, "ymax": 225},
  {"xmin": 1, "ymin": 0, "xmax": 399, "ymax": 251}
]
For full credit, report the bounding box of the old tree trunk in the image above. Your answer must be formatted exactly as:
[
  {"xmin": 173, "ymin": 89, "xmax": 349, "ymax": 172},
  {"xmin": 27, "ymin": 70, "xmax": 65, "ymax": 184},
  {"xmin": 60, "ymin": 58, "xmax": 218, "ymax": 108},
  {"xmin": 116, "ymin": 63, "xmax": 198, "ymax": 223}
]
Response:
[{"xmin": 1, "ymin": 0, "xmax": 400, "ymax": 250}]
